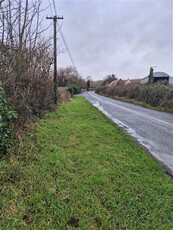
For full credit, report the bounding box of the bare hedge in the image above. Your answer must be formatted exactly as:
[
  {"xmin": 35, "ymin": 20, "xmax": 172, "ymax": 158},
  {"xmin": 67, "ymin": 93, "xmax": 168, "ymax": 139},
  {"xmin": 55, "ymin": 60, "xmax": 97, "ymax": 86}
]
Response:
[
  {"xmin": 0, "ymin": 0, "xmax": 54, "ymax": 124},
  {"xmin": 96, "ymin": 82, "xmax": 173, "ymax": 110}
]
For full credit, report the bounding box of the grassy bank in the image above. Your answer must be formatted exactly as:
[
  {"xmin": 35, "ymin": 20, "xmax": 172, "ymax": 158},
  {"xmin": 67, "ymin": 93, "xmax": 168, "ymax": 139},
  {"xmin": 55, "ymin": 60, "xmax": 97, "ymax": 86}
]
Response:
[{"xmin": 0, "ymin": 97, "xmax": 173, "ymax": 229}]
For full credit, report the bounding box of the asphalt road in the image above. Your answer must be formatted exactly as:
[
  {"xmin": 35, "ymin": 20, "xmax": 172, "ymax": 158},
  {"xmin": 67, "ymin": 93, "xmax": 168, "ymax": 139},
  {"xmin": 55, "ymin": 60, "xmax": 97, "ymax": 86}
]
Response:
[{"xmin": 83, "ymin": 91, "xmax": 173, "ymax": 175}]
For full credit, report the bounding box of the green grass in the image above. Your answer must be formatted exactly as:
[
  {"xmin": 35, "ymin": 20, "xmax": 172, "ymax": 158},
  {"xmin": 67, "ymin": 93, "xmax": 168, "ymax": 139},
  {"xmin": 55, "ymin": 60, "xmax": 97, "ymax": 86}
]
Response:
[{"xmin": 0, "ymin": 96, "xmax": 173, "ymax": 230}]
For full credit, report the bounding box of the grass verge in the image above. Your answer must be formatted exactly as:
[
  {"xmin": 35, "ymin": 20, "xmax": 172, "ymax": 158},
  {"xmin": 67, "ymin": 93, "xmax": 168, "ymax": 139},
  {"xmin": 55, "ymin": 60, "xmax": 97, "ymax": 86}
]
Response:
[{"xmin": 0, "ymin": 96, "xmax": 173, "ymax": 229}]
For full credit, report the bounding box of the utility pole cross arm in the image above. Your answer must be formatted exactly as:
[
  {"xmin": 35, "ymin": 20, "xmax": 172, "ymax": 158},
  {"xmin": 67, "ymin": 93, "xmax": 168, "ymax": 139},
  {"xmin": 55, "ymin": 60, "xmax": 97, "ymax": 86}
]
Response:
[{"xmin": 46, "ymin": 16, "xmax": 63, "ymax": 20}]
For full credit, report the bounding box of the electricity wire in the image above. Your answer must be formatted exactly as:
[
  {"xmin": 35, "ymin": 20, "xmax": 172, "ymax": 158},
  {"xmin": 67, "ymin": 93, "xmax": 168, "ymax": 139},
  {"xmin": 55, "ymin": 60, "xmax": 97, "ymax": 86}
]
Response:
[{"xmin": 52, "ymin": 0, "xmax": 76, "ymax": 67}]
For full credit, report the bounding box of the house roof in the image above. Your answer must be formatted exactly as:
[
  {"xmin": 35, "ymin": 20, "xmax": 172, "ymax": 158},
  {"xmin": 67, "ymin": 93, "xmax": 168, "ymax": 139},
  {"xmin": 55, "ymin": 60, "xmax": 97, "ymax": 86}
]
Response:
[
  {"xmin": 153, "ymin": 72, "xmax": 170, "ymax": 78},
  {"xmin": 108, "ymin": 79, "xmax": 124, "ymax": 88},
  {"xmin": 141, "ymin": 71, "xmax": 172, "ymax": 81},
  {"xmin": 125, "ymin": 79, "xmax": 131, "ymax": 85}
]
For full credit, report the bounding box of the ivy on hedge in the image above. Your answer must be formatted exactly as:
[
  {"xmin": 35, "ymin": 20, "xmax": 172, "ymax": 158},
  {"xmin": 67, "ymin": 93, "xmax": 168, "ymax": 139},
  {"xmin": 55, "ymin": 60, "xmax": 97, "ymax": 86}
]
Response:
[{"xmin": 0, "ymin": 84, "xmax": 17, "ymax": 154}]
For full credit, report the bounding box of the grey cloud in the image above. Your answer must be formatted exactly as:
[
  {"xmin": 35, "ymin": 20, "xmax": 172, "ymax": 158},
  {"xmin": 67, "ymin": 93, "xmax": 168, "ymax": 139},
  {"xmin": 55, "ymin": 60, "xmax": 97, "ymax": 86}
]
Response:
[{"xmin": 43, "ymin": 0, "xmax": 173, "ymax": 80}]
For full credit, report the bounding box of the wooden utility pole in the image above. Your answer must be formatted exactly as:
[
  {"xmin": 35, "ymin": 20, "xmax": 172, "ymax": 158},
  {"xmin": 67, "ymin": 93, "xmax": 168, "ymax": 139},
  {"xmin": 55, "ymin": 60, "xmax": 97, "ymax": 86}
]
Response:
[{"xmin": 46, "ymin": 15, "xmax": 63, "ymax": 105}]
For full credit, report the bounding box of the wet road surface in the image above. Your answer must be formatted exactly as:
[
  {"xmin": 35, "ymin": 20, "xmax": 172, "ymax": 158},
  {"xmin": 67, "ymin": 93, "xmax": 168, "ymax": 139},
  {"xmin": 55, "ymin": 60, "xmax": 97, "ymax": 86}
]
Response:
[{"xmin": 83, "ymin": 91, "xmax": 173, "ymax": 175}]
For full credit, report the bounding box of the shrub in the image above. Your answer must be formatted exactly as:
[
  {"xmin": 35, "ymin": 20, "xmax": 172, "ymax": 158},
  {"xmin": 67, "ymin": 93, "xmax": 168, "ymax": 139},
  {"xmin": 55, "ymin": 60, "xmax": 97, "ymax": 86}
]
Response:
[
  {"xmin": 57, "ymin": 87, "xmax": 71, "ymax": 103},
  {"xmin": 0, "ymin": 84, "xmax": 17, "ymax": 154},
  {"xmin": 95, "ymin": 86, "xmax": 107, "ymax": 95},
  {"xmin": 67, "ymin": 83, "xmax": 81, "ymax": 95}
]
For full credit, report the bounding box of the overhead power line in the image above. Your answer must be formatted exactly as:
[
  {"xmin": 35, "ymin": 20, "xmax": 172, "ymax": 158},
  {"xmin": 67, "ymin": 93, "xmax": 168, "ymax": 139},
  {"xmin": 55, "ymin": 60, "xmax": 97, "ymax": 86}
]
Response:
[
  {"xmin": 52, "ymin": 0, "xmax": 76, "ymax": 67},
  {"xmin": 49, "ymin": 0, "xmax": 53, "ymax": 15},
  {"xmin": 52, "ymin": 0, "xmax": 57, "ymax": 14},
  {"xmin": 58, "ymin": 24, "xmax": 75, "ymax": 66}
]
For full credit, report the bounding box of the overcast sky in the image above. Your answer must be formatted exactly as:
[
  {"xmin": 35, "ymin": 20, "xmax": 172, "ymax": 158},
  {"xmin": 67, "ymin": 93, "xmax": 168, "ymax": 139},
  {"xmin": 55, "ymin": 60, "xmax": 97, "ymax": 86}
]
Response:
[{"xmin": 42, "ymin": 0, "xmax": 173, "ymax": 80}]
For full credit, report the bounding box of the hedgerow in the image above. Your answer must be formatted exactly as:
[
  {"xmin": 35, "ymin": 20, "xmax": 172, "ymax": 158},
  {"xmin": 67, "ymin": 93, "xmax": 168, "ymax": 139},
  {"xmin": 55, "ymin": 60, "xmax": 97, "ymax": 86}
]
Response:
[
  {"xmin": 96, "ymin": 81, "xmax": 173, "ymax": 110},
  {"xmin": 0, "ymin": 84, "xmax": 17, "ymax": 154}
]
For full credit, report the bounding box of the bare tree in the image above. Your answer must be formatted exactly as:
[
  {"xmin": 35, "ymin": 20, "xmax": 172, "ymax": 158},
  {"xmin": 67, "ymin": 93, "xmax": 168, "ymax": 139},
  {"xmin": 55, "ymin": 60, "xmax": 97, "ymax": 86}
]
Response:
[
  {"xmin": 0, "ymin": 0, "xmax": 54, "ymax": 121},
  {"xmin": 58, "ymin": 66, "xmax": 82, "ymax": 86}
]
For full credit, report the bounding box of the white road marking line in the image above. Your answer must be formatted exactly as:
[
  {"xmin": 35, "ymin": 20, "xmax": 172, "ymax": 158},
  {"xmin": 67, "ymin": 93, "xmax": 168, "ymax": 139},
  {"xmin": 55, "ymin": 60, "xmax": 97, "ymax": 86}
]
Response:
[{"xmin": 88, "ymin": 92, "xmax": 173, "ymax": 128}]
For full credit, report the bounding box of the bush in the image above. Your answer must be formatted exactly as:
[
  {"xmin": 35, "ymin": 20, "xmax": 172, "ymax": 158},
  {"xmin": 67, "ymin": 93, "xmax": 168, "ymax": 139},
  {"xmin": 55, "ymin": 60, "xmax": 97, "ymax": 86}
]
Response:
[
  {"xmin": 67, "ymin": 83, "xmax": 81, "ymax": 95},
  {"xmin": 57, "ymin": 87, "xmax": 72, "ymax": 103},
  {"xmin": 0, "ymin": 84, "xmax": 17, "ymax": 154},
  {"xmin": 95, "ymin": 86, "xmax": 108, "ymax": 95}
]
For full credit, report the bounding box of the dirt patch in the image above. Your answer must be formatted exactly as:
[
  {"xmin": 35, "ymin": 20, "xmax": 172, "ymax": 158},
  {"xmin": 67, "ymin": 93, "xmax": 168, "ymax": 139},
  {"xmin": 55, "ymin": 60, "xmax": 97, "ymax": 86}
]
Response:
[{"xmin": 67, "ymin": 217, "xmax": 79, "ymax": 228}]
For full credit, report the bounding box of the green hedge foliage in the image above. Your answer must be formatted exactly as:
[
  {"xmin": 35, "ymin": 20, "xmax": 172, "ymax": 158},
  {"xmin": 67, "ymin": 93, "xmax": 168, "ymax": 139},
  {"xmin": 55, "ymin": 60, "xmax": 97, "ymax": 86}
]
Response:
[
  {"xmin": 0, "ymin": 84, "xmax": 17, "ymax": 154},
  {"xmin": 67, "ymin": 83, "xmax": 81, "ymax": 95}
]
